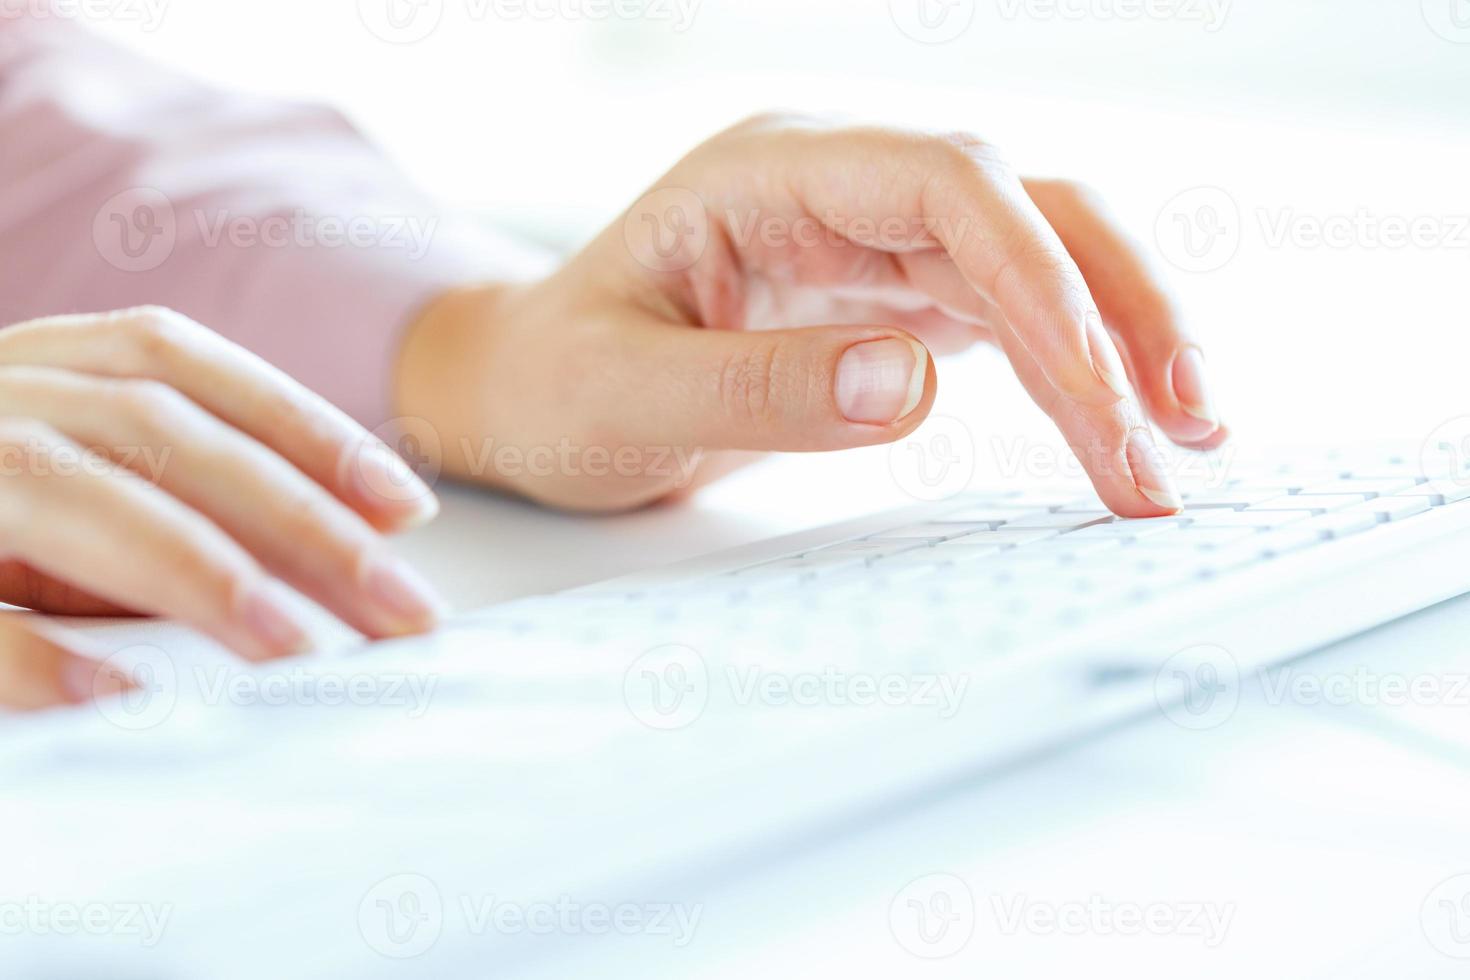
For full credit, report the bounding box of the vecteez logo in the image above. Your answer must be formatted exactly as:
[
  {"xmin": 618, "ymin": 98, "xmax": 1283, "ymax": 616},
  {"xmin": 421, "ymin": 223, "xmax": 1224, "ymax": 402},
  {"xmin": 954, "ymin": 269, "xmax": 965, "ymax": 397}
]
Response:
[
  {"xmin": 889, "ymin": 873, "xmax": 977, "ymax": 958},
  {"xmin": 1154, "ymin": 643, "xmax": 1240, "ymax": 731},
  {"xmin": 359, "ymin": 874, "xmax": 445, "ymax": 958},
  {"xmin": 1422, "ymin": 0, "xmax": 1470, "ymax": 43},
  {"xmin": 1154, "ymin": 186, "xmax": 1241, "ymax": 273},
  {"xmin": 889, "ymin": 0, "xmax": 977, "ymax": 44},
  {"xmin": 623, "ymin": 644, "xmax": 709, "ymax": 730},
  {"xmin": 93, "ymin": 187, "xmax": 177, "ymax": 274},
  {"xmin": 357, "ymin": 0, "xmax": 445, "ymax": 43},
  {"xmin": 888, "ymin": 415, "xmax": 977, "ymax": 502}
]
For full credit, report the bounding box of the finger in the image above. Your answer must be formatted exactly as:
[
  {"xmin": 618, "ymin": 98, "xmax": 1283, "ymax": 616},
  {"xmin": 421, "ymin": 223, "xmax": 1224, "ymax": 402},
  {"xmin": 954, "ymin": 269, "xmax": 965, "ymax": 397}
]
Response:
[
  {"xmin": 0, "ymin": 307, "xmax": 438, "ymax": 531},
  {"xmin": 590, "ymin": 313, "xmax": 935, "ymax": 453},
  {"xmin": 0, "ymin": 561, "xmax": 139, "ymax": 617},
  {"xmin": 992, "ymin": 328, "xmax": 1181, "ymax": 517},
  {"xmin": 893, "ymin": 249, "xmax": 1002, "ymax": 326},
  {"xmin": 0, "ymin": 418, "xmax": 313, "ymax": 661},
  {"xmin": 0, "ymin": 615, "xmax": 132, "ymax": 712},
  {"xmin": 764, "ymin": 124, "xmax": 1133, "ymax": 408},
  {"xmin": 0, "ymin": 367, "xmax": 444, "ymax": 638},
  {"xmin": 1024, "ymin": 178, "xmax": 1225, "ymax": 447},
  {"xmin": 876, "ymin": 242, "xmax": 1187, "ymax": 511}
]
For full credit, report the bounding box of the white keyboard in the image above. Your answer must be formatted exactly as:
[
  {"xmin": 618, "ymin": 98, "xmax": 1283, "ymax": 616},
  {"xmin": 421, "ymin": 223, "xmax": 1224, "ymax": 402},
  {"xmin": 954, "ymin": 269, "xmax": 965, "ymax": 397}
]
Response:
[
  {"xmin": 461, "ymin": 447, "xmax": 1470, "ymax": 674},
  {"xmin": 9, "ymin": 444, "xmax": 1470, "ymax": 979}
]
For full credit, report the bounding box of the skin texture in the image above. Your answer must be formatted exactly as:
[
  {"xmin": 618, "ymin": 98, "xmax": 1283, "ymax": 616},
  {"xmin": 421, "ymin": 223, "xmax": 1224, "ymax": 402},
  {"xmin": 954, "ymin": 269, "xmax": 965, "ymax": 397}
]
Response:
[
  {"xmin": 0, "ymin": 307, "xmax": 447, "ymax": 711},
  {"xmin": 396, "ymin": 115, "xmax": 1227, "ymax": 514}
]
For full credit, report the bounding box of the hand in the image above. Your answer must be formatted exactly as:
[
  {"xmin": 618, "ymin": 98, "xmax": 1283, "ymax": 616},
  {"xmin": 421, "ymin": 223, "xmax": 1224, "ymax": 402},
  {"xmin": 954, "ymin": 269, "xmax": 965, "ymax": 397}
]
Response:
[
  {"xmin": 397, "ymin": 114, "xmax": 1227, "ymax": 513},
  {"xmin": 0, "ymin": 307, "xmax": 446, "ymax": 711}
]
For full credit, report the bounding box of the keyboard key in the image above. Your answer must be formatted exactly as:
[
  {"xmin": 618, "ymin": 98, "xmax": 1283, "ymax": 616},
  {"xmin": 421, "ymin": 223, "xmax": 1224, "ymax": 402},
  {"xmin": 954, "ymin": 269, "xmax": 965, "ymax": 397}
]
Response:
[
  {"xmin": 1341, "ymin": 496, "xmax": 1431, "ymax": 522},
  {"xmin": 1394, "ymin": 480, "xmax": 1470, "ymax": 505},
  {"xmin": 1184, "ymin": 509, "xmax": 1310, "ymax": 529},
  {"xmin": 938, "ymin": 527, "xmax": 1063, "ymax": 546},
  {"xmin": 732, "ymin": 555, "xmax": 868, "ymax": 578},
  {"xmin": 1052, "ymin": 501, "xmax": 1117, "ymax": 514},
  {"xmin": 996, "ymin": 513, "xmax": 1113, "ymax": 530},
  {"xmin": 927, "ymin": 506, "xmax": 1048, "ymax": 524},
  {"xmin": 1300, "ymin": 477, "xmax": 1419, "ymax": 497},
  {"xmin": 871, "ymin": 523, "xmax": 998, "ymax": 540},
  {"xmin": 879, "ymin": 544, "xmax": 1004, "ymax": 566},
  {"xmin": 1187, "ymin": 542, "xmax": 1272, "ymax": 576},
  {"xmin": 812, "ymin": 540, "xmax": 929, "ymax": 559},
  {"xmin": 1061, "ymin": 519, "xmax": 1189, "ymax": 540},
  {"xmin": 1024, "ymin": 538, "xmax": 1128, "ymax": 559},
  {"xmin": 1296, "ymin": 510, "xmax": 1380, "ymax": 538},
  {"xmin": 1180, "ymin": 488, "xmax": 1284, "ymax": 507},
  {"xmin": 1137, "ymin": 526, "xmax": 1263, "ymax": 547},
  {"xmin": 1254, "ymin": 527, "xmax": 1325, "ymax": 556},
  {"xmin": 1248, "ymin": 493, "xmax": 1369, "ymax": 513}
]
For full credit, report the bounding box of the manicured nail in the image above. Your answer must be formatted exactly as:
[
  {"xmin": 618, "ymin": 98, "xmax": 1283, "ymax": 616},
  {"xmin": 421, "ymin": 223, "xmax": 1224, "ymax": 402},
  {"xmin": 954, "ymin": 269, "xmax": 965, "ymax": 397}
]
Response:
[
  {"xmin": 363, "ymin": 556, "xmax": 448, "ymax": 631},
  {"xmin": 61, "ymin": 656, "xmax": 134, "ymax": 704},
  {"xmin": 1085, "ymin": 312, "xmax": 1132, "ymax": 401},
  {"xmin": 1171, "ymin": 346, "xmax": 1220, "ymax": 429},
  {"xmin": 1126, "ymin": 427, "xmax": 1183, "ymax": 512},
  {"xmin": 240, "ymin": 582, "xmax": 313, "ymax": 657},
  {"xmin": 835, "ymin": 338, "xmax": 928, "ymax": 424},
  {"xmin": 351, "ymin": 441, "xmax": 440, "ymax": 527}
]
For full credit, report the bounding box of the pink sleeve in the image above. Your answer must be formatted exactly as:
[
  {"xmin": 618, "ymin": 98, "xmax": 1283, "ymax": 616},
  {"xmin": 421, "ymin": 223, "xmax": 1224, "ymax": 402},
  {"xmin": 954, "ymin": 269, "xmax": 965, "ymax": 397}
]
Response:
[{"xmin": 0, "ymin": 14, "xmax": 552, "ymax": 425}]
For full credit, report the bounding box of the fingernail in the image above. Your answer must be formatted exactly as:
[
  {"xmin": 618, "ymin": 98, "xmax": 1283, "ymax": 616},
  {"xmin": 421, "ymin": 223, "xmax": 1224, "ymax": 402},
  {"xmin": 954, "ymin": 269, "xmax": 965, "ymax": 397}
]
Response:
[
  {"xmin": 1171, "ymin": 346, "xmax": 1220, "ymax": 429},
  {"xmin": 835, "ymin": 338, "xmax": 928, "ymax": 424},
  {"xmin": 363, "ymin": 556, "xmax": 448, "ymax": 632},
  {"xmin": 1126, "ymin": 427, "xmax": 1182, "ymax": 512},
  {"xmin": 352, "ymin": 442, "xmax": 440, "ymax": 527},
  {"xmin": 60, "ymin": 656, "xmax": 134, "ymax": 704},
  {"xmin": 1085, "ymin": 313, "xmax": 1132, "ymax": 401},
  {"xmin": 240, "ymin": 582, "xmax": 313, "ymax": 657}
]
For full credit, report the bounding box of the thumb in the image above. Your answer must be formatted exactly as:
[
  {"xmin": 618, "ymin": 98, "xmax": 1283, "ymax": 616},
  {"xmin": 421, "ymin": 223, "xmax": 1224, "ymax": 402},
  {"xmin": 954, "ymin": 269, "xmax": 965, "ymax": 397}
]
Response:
[{"xmin": 613, "ymin": 319, "xmax": 935, "ymax": 452}]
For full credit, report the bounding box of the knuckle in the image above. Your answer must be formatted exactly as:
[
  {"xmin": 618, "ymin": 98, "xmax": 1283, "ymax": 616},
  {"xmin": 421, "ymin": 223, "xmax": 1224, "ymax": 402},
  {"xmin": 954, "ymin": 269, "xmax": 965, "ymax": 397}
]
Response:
[
  {"xmin": 991, "ymin": 233, "xmax": 1071, "ymax": 295},
  {"xmin": 187, "ymin": 557, "xmax": 256, "ymax": 616},
  {"xmin": 0, "ymin": 419, "xmax": 65, "ymax": 538},
  {"xmin": 930, "ymin": 130, "xmax": 1009, "ymax": 175},
  {"xmin": 252, "ymin": 386, "xmax": 313, "ymax": 439},
  {"xmin": 114, "ymin": 306, "xmax": 200, "ymax": 362},
  {"xmin": 276, "ymin": 489, "xmax": 364, "ymax": 565},
  {"xmin": 155, "ymin": 523, "xmax": 258, "ymax": 612},
  {"xmin": 717, "ymin": 344, "xmax": 782, "ymax": 428},
  {"xmin": 0, "ymin": 416, "xmax": 61, "ymax": 450},
  {"xmin": 109, "ymin": 378, "xmax": 193, "ymax": 434}
]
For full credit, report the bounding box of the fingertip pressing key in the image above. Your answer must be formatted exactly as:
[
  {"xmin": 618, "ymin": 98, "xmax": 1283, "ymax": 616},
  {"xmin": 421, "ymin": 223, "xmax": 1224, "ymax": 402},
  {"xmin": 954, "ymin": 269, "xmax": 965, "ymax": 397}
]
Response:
[{"xmin": 1126, "ymin": 427, "xmax": 1183, "ymax": 513}]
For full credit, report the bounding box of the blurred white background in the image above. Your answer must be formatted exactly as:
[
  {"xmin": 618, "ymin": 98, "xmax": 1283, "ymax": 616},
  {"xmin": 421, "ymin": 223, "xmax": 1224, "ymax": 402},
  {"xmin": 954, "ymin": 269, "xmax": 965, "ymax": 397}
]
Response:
[{"xmin": 80, "ymin": 0, "xmax": 1470, "ymax": 515}]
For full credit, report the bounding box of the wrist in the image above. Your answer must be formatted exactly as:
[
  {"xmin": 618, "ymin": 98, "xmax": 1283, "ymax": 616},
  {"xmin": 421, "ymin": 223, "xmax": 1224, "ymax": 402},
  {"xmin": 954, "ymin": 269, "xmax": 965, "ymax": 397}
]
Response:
[{"xmin": 392, "ymin": 281, "xmax": 532, "ymax": 484}]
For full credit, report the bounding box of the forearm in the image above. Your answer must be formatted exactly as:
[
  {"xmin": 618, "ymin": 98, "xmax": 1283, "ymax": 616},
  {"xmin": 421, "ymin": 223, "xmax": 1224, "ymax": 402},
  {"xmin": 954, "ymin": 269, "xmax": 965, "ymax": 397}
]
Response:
[{"xmin": 0, "ymin": 14, "xmax": 551, "ymax": 426}]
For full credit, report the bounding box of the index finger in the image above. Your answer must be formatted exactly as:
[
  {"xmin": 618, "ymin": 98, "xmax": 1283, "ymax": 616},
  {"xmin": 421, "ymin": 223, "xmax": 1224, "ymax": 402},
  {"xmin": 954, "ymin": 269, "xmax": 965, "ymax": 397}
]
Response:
[
  {"xmin": 727, "ymin": 121, "xmax": 1175, "ymax": 508},
  {"xmin": 745, "ymin": 122, "xmax": 1134, "ymax": 409}
]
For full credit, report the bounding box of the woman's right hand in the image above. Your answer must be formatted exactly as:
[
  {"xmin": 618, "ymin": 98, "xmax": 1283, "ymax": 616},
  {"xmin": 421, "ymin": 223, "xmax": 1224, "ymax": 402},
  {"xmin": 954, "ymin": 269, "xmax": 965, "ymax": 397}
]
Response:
[{"xmin": 0, "ymin": 307, "xmax": 447, "ymax": 711}]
